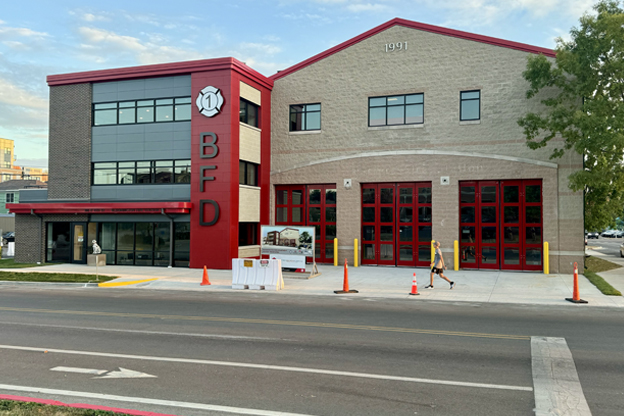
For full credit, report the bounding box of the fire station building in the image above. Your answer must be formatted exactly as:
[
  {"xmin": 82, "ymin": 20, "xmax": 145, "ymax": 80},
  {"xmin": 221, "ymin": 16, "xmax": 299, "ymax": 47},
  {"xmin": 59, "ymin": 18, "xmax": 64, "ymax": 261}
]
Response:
[{"xmin": 10, "ymin": 18, "xmax": 584, "ymax": 273}]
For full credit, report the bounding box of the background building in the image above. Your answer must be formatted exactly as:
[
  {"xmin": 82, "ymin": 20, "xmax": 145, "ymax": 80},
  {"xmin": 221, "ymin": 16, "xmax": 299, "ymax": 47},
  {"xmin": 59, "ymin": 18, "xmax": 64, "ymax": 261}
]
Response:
[{"xmin": 0, "ymin": 138, "xmax": 48, "ymax": 182}]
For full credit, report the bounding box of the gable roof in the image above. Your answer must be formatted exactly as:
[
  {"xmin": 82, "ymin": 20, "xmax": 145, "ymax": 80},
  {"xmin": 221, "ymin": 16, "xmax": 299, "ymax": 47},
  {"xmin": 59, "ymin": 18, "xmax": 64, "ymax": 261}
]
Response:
[{"xmin": 270, "ymin": 18, "xmax": 556, "ymax": 81}]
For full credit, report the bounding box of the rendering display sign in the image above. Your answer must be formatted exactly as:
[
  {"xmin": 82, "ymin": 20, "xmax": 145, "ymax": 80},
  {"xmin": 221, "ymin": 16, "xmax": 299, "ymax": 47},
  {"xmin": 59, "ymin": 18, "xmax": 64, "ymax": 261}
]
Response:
[{"xmin": 261, "ymin": 225, "xmax": 314, "ymax": 271}]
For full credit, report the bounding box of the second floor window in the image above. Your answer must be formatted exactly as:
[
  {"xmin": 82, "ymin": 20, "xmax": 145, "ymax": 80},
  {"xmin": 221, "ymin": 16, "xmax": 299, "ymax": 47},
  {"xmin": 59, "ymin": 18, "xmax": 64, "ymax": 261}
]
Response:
[
  {"xmin": 290, "ymin": 103, "xmax": 321, "ymax": 131},
  {"xmin": 93, "ymin": 97, "xmax": 192, "ymax": 126},
  {"xmin": 92, "ymin": 160, "xmax": 191, "ymax": 185},
  {"xmin": 240, "ymin": 99, "xmax": 259, "ymax": 128},
  {"xmin": 239, "ymin": 161, "xmax": 258, "ymax": 186},
  {"xmin": 460, "ymin": 90, "xmax": 480, "ymax": 121},
  {"xmin": 369, "ymin": 93, "xmax": 424, "ymax": 127}
]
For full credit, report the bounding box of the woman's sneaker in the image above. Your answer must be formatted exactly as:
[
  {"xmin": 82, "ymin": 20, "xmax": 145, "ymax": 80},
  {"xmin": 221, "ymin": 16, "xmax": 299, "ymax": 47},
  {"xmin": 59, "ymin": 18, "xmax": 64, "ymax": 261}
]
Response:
[
  {"xmin": 425, "ymin": 284, "xmax": 433, "ymax": 289},
  {"xmin": 450, "ymin": 282, "xmax": 455, "ymax": 289}
]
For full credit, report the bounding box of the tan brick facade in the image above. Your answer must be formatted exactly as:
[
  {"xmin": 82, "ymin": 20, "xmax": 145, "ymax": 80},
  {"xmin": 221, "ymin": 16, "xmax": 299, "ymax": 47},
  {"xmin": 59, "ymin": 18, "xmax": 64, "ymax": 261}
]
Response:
[{"xmin": 270, "ymin": 25, "xmax": 583, "ymax": 273}]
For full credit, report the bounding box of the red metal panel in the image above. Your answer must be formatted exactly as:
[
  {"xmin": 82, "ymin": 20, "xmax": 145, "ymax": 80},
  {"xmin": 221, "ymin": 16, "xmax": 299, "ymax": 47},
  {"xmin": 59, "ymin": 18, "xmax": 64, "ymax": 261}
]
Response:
[{"xmin": 189, "ymin": 69, "xmax": 234, "ymax": 270}]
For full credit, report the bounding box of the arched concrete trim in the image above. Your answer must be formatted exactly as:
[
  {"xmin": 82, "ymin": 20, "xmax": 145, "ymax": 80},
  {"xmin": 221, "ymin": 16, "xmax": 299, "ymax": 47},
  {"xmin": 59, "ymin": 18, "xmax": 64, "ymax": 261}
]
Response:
[{"xmin": 271, "ymin": 150, "xmax": 558, "ymax": 175}]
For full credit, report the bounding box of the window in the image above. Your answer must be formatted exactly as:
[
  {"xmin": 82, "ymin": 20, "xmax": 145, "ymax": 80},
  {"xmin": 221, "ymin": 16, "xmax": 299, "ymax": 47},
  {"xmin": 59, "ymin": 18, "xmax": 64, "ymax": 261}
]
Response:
[
  {"xmin": 290, "ymin": 103, "xmax": 321, "ymax": 131},
  {"xmin": 239, "ymin": 99, "xmax": 259, "ymax": 128},
  {"xmin": 460, "ymin": 90, "xmax": 480, "ymax": 121},
  {"xmin": 369, "ymin": 93, "xmax": 424, "ymax": 127},
  {"xmin": 92, "ymin": 160, "xmax": 191, "ymax": 185},
  {"xmin": 93, "ymin": 97, "xmax": 192, "ymax": 126},
  {"xmin": 239, "ymin": 161, "xmax": 258, "ymax": 186},
  {"xmin": 5, "ymin": 193, "xmax": 14, "ymax": 203}
]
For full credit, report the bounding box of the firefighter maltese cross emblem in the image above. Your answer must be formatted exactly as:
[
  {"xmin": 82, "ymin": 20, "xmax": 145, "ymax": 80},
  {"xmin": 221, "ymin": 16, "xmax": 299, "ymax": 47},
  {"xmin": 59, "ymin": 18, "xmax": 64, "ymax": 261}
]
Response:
[{"xmin": 196, "ymin": 86, "xmax": 224, "ymax": 118}]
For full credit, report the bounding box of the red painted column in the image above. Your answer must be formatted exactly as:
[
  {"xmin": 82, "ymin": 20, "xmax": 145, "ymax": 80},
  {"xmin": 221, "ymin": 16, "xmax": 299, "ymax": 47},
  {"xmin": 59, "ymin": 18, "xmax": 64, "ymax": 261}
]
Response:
[{"xmin": 189, "ymin": 69, "xmax": 236, "ymax": 269}]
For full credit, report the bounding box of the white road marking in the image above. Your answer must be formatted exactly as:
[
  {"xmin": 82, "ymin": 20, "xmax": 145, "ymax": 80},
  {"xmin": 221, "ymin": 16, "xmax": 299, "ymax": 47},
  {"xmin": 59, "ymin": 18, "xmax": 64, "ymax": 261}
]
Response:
[
  {"xmin": 51, "ymin": 366, "xmax": 106, "ymax": 375},
  {"xmin": 0, "ymin": 344, "xmax": 532, "ymax": 391},
  {"xmin": 531, "ymin": 337, "xmax": 592, "ymax": 416},
  {"xmin": 0, "ymin": 321, "xmax": 282, "ymax": 341},
  {"xmin": 0, "ymin": 383, "xmax": 316, "ymax": 416},
  {"xmin": 51, "ymin": 366, "xmax": 156, "ymax": 379},
  {"xmin": 95, "ymin": 367, "xmax": 156, "ymax": 379}
]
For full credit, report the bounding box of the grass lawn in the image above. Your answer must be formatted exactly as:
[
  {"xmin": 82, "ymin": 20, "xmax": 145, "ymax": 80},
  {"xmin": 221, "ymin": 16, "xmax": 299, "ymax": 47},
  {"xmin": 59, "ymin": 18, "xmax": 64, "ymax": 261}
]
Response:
[
  {"xmin": 0, "ymin": 271, "xmax": 116, "ymax": 283},
  {"xmin": 0, "ymin": 400, "xmax": 133, "ymax": 415},
  {"xmin": 584, "ymin": 256, "xmax": 622, "ymax": 296},
  {"xmin": 0, "ymin": 258, "xmax": 47, "ymax": 268}
]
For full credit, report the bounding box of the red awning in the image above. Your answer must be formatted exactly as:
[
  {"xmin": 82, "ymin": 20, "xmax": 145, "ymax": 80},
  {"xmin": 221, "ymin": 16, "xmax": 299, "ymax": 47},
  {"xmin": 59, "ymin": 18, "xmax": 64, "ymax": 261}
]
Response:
[{"xmin": 7, "ymin": 202, "xmax": 192, "ymax": 215}]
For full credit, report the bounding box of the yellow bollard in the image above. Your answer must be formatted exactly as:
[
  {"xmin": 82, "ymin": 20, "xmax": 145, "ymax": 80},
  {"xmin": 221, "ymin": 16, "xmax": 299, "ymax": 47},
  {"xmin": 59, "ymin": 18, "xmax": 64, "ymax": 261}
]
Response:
[
  {"xmin": 354, "ymin": 238, "xmax": 358, "ymax": 267},
  {"xmin": 334, "ymin": 238, "xmax": 338, "ymax": 266},
  {"xmin": 544, "ymin": 242, "xmax": 549, "ymax": 275},
  {"xmin": 431, "ymin": 240, "xmax": 435, "ymax": 263},
  {"xmin": 454, "ymin": 240, "xmax": 459, "ymax": 271}
]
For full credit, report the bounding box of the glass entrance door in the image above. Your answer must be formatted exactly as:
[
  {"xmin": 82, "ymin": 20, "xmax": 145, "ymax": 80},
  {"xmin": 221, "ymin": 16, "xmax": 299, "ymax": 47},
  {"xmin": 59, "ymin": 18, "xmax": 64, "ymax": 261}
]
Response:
[
  {"xmin": 361, "ymin": 183, "xmax": 395, "ymax": 265},
  {"xmin": 72, "ymin": 223, "xmax": 87, "ymax": 263}
]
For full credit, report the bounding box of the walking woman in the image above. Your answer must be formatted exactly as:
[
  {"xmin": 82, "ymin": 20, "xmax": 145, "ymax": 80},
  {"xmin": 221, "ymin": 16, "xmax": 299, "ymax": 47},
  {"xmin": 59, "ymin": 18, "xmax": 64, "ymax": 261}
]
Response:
[{"xmin": 425, "ymin": 241, "xmax": 455, "ymax": 289}]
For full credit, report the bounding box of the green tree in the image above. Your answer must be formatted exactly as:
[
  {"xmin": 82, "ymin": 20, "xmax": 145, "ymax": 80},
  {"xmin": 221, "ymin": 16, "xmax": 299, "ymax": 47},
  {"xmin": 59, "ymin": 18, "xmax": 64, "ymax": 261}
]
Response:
[{"xmin": 518, "ymin": 0, "xmax": 624, "ymax": 231}]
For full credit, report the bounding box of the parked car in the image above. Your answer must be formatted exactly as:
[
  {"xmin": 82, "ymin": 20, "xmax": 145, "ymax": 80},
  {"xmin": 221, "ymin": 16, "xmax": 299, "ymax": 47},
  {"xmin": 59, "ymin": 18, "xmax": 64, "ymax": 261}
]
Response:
[
  {"xmin": 601, "ymin": 230, "xmax": 616, "ymax": 238},
  {"xmin": 614, "ymin": 230, "xmax": 624, "ymax": 238},
  {"xmin": 587, "ymin": 232, "xmax": 600, "ymax": 239},
  {"xmin": 2, "ymin": 232, "xmax": 14, "ymax": 245}
]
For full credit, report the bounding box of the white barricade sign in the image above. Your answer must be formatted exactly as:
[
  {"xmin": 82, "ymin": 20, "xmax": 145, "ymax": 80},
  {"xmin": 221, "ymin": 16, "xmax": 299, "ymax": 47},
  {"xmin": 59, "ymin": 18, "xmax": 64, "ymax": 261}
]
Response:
[
  {"xmin": 232, "ymin": 258, "xmax": 284, "ymax": 291},
  {"xmin": 7, "ymin": 242, "xmax": 15, "ymax": 257}
]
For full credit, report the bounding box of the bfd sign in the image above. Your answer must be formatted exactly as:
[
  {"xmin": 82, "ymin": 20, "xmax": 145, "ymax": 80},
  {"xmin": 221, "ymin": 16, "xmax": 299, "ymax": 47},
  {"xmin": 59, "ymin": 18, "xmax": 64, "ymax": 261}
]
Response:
[{"xmin": 199, "ymin": 132, "xmax": 220, "ymax": 226}]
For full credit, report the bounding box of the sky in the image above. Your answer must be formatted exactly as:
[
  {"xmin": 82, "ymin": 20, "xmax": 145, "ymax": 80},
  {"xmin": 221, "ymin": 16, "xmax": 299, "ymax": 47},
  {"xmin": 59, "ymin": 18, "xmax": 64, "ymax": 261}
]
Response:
[{"xmin": 0, "ymin": 0, "xmax": 597, "ymax": 169}]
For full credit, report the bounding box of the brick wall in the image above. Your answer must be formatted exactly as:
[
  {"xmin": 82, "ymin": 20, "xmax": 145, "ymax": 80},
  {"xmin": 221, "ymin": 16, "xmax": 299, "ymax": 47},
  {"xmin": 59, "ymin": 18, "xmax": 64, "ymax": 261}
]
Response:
[
  {"xmin": 15, "ymin": 214, "xmax": 89, "ymax": 263},
  {"xmin": 270, "ymin": 25, "xmax": 584, "ymax": 274},
  {"xmin": 48, "ymin": 83, "xmax": 92, "ymax": 200}
]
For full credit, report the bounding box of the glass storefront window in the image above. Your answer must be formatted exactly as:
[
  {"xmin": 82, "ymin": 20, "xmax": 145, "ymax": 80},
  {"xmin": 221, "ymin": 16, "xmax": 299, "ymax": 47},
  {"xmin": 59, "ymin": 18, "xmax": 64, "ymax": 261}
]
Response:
[{"xmin": 117, "ymin": 223, "xmax": 134, "ymax": 251}]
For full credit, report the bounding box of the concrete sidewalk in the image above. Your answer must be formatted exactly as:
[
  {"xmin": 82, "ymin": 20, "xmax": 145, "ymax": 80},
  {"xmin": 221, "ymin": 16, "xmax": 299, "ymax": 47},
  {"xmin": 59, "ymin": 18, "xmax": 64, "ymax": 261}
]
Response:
[{"xmin": 1, "ymin": 262, "xmax": 623, "ymax": 308}]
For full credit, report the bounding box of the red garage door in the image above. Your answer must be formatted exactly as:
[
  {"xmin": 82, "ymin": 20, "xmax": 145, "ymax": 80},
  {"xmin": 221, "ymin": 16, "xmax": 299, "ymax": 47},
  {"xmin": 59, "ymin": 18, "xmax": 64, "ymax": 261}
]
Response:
[
  {"xmin": 361, "ymin": 182, "xmax": 432, "ymax": 267},
  {"xmin": 460, "ymin": 180, "xmax": 543, "ymax": 271},
  {"xmin": 275, "ymin": 184, "xmax": 337, "ymax": 264}
]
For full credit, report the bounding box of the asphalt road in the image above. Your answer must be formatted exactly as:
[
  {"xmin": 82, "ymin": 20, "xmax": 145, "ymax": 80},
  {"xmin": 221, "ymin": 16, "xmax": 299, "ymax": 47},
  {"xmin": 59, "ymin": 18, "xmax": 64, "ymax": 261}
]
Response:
[
  {"xmin": 0, "ymin": 288, "xmax": 623, "ymax": 415},
  {"xmin": 589, "ymin": 237, "xmax": 623, "ymax": 259}
]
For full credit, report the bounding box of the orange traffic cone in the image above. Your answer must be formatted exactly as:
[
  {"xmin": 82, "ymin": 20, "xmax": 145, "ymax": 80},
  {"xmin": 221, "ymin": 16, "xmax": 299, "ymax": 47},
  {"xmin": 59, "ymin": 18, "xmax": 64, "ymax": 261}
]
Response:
[
  {"xmin": 334, "ymin": 259, "xmax": 358, "ymax": 294},
  {"xmin": 200, "ymin": 266, "xmax": 211, "ymax": 286},
  {"xmin": 565, "ymin": 262, "xmax": 587, "ymax": 304},
  {"xmin": 409, "ymin": 273, "xmax": 419, "ymax": 296}
]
